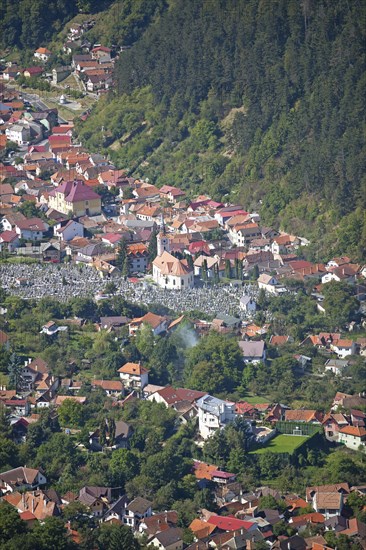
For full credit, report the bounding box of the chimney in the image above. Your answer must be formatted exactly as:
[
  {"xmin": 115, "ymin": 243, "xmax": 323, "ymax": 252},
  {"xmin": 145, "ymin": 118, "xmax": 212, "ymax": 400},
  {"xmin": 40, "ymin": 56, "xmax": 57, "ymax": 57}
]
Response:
[{"xmin": 31, "ymin": 496, "xmax": 35, "ymax": 514}]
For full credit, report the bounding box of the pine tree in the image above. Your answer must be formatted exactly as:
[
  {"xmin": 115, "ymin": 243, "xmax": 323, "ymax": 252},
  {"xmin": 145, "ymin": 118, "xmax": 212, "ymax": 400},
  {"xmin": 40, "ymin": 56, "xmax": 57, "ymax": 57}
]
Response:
[
  {"xmin": 99, "ymin": 420, "xmax": 107, "ymax": 447},
  {"xmin": 202, "ymin": 259, "xmax": 208, "ymax": 282},
  {"xmin": 148, "ymin": 227, "xmax": 158, "ymax": 261},
  {"xmin": 7, "ymin": 353, "xmax": 22, "ymax": 391},
  {"xmin": 109, "ymin": 418, "xmax": 116, "ymax": 446},
  {"xmin": 225, "ymin": 259, "xmax": 231, "ymax": 279},
  {"xmin": 122, "ymin": 256, "xmax": 129, "ymax": 279},
  {"xmin": 116, "ymin": 239, "xmax": 127, "ymax": 270},
  {"xmin": 213, "ymin": 262, "xmax": 220, "ymax": 284}
]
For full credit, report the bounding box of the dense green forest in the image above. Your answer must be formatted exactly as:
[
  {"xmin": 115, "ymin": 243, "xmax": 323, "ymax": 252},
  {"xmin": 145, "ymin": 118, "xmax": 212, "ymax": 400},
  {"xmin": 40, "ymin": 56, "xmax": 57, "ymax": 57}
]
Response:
[{"xmin": 76, "ymin": 0, "xmax": 366, "ymax": 261}]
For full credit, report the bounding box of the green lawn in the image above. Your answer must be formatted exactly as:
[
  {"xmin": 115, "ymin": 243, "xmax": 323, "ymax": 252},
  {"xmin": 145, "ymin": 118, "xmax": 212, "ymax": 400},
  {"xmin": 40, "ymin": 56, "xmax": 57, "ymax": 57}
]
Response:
[
  {"xmin": 242, "ymin": 395, "xmax": 270, "ymax": 404},
  {"xmin": 251, "ymin": 434, "xmax": 309, "ymax": 455}
]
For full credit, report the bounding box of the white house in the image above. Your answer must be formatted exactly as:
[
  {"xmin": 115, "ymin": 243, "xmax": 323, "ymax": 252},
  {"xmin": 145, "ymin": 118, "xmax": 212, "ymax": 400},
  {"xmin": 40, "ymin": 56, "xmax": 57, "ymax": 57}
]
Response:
[
  {"xmin": 5, "ymin": 123, "xmax": 31, "ymax": 145},
  {"xmin": 196, "ymin": 395, "xmax": 236, "ymax": 439},
  {"xmin": 34, "ymin": 47, "xmax": 52, "ymax": 62},
  {"xmin": 118, "ymin": 362, "xmax": 149, "ymax": 390},
  {"xmin": 193, "ymin": 255, "xmax": 219, "ymax": 279},
  {"xmin": 128, "ymin": 312, "xmax": 168, "ymax": 337},
  {"xmin": 149, "ymin": 528, "xmax": 183, "ymax": 550},
  {"xmin": 257, "ymin": 273, "xmax": 279, "ymax": 294},
  {"xmin": 0, "ymin": 230, "xmax": 20, "ymax": 253},
  {"xmin": 14, "ymin": 217, "xmax": 49, "ymax": 241},
  {"xmin": 239, "ymin": 340, "xmax": 266, "ymax": 364},
  {"xmin": 123, "ymin": 497, "xmax": 152, "ymax": 530},
  {"xmin": 330, "ymin": 339, "xmax": 357, "ymax": 359},
  {"xmin": 0, "ymin": 467, "xmax": 47, "ymax": 494},
  {"xmin": 338, "ymin": 426, "xmax": 366, "ymax": 450},
  {"xmin": 54, "ymin": 219, "xmax": 84, "ymax": 241},
  {"xmin": 324, "ymin": 359, "xmax": 349, "ymax": 376},
  {"xmin": 306, "ymin": 485, "xmax": 347, "ymax": 519}
]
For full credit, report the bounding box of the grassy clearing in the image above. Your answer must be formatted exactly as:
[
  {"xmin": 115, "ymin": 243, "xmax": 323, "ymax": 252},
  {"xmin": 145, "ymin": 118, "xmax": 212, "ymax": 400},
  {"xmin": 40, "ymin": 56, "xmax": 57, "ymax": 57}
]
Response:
[
  {"xmin": 242, "ymin": 394, "xmax": 270, "ymax": 404},
  {"xmin": 0, "ymin": 256, "xmax": 40, "ymax": 264},
  {"xmin": 251, "ymin": 434, "xmax": 309, "ymax": 455}
]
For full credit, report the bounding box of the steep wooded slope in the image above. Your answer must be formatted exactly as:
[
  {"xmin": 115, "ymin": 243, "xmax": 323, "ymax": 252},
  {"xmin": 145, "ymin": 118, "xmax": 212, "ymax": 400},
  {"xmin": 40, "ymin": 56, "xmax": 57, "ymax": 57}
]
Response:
[{"xmin": 76, "ymin": 0, "xmax": 366, "ymax": 260}]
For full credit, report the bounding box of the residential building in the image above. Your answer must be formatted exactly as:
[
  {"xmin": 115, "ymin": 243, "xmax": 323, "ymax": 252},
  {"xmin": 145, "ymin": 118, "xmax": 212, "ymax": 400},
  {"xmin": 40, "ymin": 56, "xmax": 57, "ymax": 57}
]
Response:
[
  {"xmin": 324, "ymin": 359, "xmax": 349, "ymax": 376},
  {"xmin": 322, "ymin": 413, "xmax": 349, "ymax": 442},
  {"xmin": 127, "ymin": 242, "xmax": 149, "ymax": 273},
  {"xmin": 48, "ymin": 180, "xmax": 101, "ymax": 217},
  {"xmin": 338, "ymin": 426, "xmax": 366, "ymax": 450},
  {"xmin": 23, "ymin": 66, "xmax": 43, "ymax": 78},
  {"xmin": 14, "ymin": 217, "xmax": 49, "ymax": 241},
  {"xmin": 78, "ymin": 486, "xmax": 112, "ymax": 517},
  {"xmin": 330, "ymin": 339, "xmax": 357, "ymax": 359},
  {"xmin": 149, "ymin": 527, "xmax": 184, "ymax": 550},
  {"xmin": 91, "ymin": 380, "xmax": 124, "ymax": 396},
  {"xmin": 0, "ymin": 231, "xmax": 20, "ymax": 253},
  {"xmin": 54, "ymin": 220, "xmax": 84, "ymax": 241},
  {"xmin": 239, "ymin": 340, "xmax": 266, "ymax": 364},
  {"xmin": 3, "ymin": 490, "xmax": 59, "ymax": 520},
  {"xmin": 257, "ymin": 273, "xmax": 279, "ymax": 294},
  {"xmin": 129, "ymin": 312, "xmax": 168, "ymax": 336},
  {"xmin": 123, "ymin": 497, "xmax": 152, "ymax": 530},
  {"xmin": 284, "ymin": 410, "xmax": 322, "ymax": 423},
  {"xmin": 5, "ymin": 123, "xmax": 31, "ymax": 145},
  {"xmin": 89, "ymin": 420, "xmax": 132, "ymax": 451},
  {"xmin": 196, "ymin": 395, "xmax": 236, "ymax": 439},
  {"xmin": 0, "ymin": 467, "xmax": 47, "ymax": 494},
  {"xmin": 118, "ymin": 362, "xmax": 149, "ymax": 390},
  {"xmin": 34, "ymin": 47, "xmax": 52, "ymax": 62},
  {"xmin": 306, "ymin": 484, "xmax": 349, "ymax": 519}
]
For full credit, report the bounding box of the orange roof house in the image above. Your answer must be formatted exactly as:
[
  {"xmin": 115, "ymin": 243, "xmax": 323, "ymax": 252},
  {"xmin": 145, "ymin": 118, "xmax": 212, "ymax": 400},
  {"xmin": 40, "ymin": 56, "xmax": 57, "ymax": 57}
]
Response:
[
  {"xmin": 189, "ymin": 518, "xmax": 216, "ymax": 539},
  {"xmin": 285, "ymin": 410, "xmax": 323, "ymax": 423},
  {"xmin": 117, "ymin": 362, "xmax": 149, "ymax": 390}
]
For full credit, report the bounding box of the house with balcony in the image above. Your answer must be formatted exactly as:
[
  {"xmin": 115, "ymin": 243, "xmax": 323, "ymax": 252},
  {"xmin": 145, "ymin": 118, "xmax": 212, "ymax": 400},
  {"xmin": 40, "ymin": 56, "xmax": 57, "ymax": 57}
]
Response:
[
  {"xmin": 118, "ymin": 362, "xmax": 149, "ymax": 390},
  {"xmin": 196, "ymin": 395, "xmax": 236, "ymax": 439}
]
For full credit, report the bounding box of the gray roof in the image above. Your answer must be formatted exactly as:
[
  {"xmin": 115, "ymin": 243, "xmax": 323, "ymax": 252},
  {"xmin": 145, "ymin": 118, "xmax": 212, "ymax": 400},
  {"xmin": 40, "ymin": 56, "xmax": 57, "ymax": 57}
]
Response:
[
  {"xmin": 127, "ymin": 497, "xmax": 152, "ymax": 514},
  {"xmin": 105, "ymin": 494, "xmax": 128, "ymax": 516},
  {"xmin": 215, "ymin": 313, "xmax": 240, "ymax": 327},
  {"xmin": 196, "ymin": 394, "xmax": 232, "ymax": 415},
  {"xmin": 152, "ymin": 527, "xmax": 183, "ymax": 546},
  {"xmin": 239, "ymin": 340, "xmax": 265, "ymax": 358},
  {"xmin": 125, "ymin": 219, "xmax": 155, "ymax": 229},
  {"xmin": 325, "ymin": 359, "xmax": 349, "ymax": 368},
  {"xmin": 100, "ymin": 316, "xmax": 130, "ymax": 328}
]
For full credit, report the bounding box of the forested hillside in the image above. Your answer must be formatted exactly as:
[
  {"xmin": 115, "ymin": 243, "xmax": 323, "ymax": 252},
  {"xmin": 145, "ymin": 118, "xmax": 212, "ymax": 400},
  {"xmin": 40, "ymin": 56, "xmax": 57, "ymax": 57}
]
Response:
[
  {"xmin": 76, "ymin": 0, "xmax": 366, "ymax": 261},
  {"xmin": 0, "ymin": 0, "xmax": 115, "ymax": 50}
]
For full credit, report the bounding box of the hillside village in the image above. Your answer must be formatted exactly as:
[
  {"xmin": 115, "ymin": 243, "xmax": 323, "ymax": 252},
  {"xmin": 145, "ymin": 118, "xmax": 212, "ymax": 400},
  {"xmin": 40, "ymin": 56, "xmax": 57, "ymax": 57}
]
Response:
[{"xmin": 0, "ymin": 18, "xmax": 366, "ymax": 550}]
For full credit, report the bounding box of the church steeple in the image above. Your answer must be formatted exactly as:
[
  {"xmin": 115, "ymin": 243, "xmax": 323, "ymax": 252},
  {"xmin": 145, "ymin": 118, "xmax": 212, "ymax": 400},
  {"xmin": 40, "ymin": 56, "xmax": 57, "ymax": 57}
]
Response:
[{"xmin": 157, "ymin": 213, "xmax": 170, "ymax": 256}]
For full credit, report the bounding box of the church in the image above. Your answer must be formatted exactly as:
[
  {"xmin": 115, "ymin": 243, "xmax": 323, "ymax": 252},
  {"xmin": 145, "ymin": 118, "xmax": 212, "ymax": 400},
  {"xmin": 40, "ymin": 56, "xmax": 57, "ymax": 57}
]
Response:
[{"xmin": 152, "ymin": 228, "xmax": 194, "ymax": 290}]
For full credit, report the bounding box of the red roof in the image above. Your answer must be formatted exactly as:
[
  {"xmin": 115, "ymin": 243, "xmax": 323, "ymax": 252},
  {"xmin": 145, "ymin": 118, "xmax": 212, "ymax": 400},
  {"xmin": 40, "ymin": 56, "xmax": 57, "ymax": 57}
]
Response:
[
  {"xmin": 24, "ymin": 66, "xmax": 43, "ymax": 75},
  {"xmin": 207, "ymin": 515, "xmax": 255, "ymax": 532},
  {"xmin": 188, "ymin": 241, "xmax": 210, "ymax": 254},
  {"xmin": 20, "ymin": 510, "xmax": 36, "ymax": 521},
  {"xmin": 0, "ymin": 230, "xmax": 18, "ymax": 243},
  {"xmin": 156, "ymin": 386, "xmax": 206, "ymax": 406},
  {"xmin": 52, "ymin": 126, "xmax": 73, "ymax": 135},
  {"xmin": 50, "ymin": 180, "xmax": 100, "ymax": 203},
  {"xmin": 235, "ymin": 402, "xmax": 255, "ymax": 415}
]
